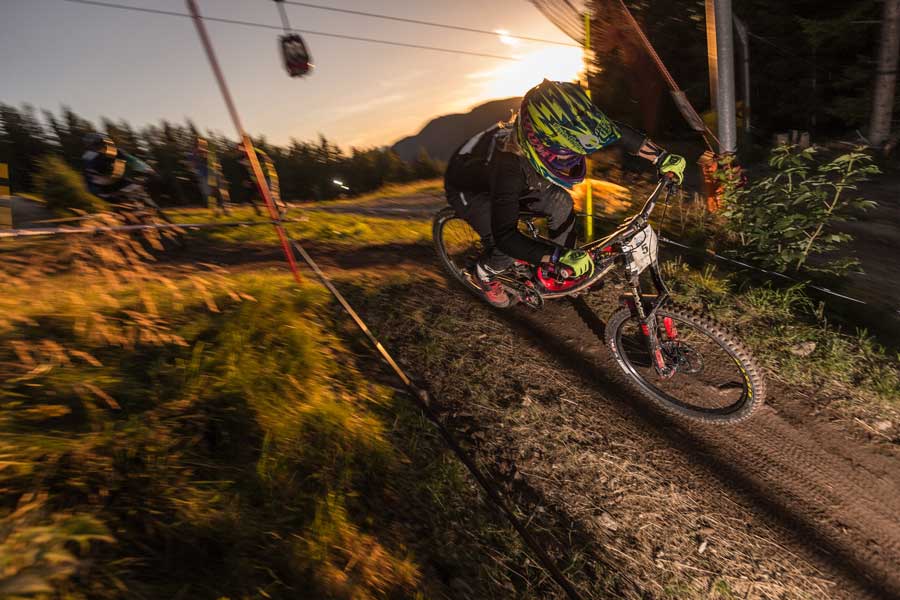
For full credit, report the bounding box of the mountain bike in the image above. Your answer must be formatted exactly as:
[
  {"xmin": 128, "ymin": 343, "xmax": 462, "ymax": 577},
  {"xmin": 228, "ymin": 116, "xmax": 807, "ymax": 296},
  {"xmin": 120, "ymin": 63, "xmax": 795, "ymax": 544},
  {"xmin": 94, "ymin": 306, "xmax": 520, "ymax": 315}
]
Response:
[{"xmin": 432, "ymin": 178, "xmax": 766, "ymax": 423}]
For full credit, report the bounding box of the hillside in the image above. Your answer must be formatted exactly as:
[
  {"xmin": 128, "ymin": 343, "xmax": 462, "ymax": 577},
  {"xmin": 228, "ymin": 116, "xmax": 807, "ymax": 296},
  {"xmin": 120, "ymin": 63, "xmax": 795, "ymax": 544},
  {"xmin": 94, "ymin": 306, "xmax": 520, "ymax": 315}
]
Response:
[{"xmin": 391, "ymin": 97, "xmax": 520, "ymax": 162}]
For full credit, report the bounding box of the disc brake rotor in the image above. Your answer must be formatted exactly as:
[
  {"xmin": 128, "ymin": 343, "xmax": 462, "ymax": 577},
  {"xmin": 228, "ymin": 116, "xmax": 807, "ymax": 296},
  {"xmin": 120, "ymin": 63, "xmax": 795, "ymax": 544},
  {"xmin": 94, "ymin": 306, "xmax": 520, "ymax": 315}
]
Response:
[{"xmin": 661, "ymin": 340, "xmax": 704, "ymax": 374}]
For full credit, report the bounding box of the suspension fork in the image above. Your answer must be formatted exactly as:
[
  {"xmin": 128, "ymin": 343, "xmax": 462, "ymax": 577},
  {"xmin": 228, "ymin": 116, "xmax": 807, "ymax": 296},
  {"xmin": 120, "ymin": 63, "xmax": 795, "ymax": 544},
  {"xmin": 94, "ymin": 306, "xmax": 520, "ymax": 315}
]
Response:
[
  {"xmin": 624, "ymin": 273, "xmax": 675, "ymax": 378},
  {"xmin": 649, "ymin": 263, "xmax": 678, "ymax": 342}
]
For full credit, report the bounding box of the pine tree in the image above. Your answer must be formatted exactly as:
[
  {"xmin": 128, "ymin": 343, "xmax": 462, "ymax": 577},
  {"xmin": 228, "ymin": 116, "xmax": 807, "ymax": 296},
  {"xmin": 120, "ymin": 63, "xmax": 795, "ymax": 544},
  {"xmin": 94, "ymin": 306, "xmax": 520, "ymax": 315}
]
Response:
[{"xmin": 0, "ymin": 104, "xmax": 52, "ymax": 192}]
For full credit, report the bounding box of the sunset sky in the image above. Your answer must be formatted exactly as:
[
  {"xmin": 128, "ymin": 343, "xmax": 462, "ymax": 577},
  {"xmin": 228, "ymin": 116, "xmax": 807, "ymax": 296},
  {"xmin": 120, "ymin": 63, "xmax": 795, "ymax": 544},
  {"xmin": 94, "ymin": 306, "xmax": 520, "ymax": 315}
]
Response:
[{"xmin": 1, "ymin": 0, "xmax": 583, "ymax": 149}]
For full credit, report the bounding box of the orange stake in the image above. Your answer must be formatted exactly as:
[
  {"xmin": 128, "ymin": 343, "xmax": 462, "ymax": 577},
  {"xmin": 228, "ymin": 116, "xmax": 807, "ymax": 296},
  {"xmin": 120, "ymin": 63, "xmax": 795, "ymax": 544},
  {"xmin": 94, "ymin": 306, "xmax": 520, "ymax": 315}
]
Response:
[{"xmin": 185, "ymin": 0, "xmax": 303, "ymax": 284}]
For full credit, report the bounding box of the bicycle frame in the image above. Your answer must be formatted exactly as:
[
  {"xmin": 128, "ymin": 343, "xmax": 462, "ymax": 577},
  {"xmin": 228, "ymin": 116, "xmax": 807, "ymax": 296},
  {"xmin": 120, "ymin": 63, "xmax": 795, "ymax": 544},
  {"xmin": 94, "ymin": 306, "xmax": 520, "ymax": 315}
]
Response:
[
  {"xmin": 515, "ymin": 178, "xmax": 678, "ymax": 375},
  {"xmin": 517, "ymin": 179, "xmax": 674, "ymax": 298}
]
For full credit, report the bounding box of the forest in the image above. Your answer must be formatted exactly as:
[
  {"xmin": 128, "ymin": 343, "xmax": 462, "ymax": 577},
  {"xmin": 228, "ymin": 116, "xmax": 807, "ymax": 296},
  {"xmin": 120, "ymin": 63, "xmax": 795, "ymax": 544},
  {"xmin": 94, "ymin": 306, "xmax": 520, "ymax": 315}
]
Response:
[{"xmin": 0, "ymin": 103, "xmax": 443, "ymax": 206}]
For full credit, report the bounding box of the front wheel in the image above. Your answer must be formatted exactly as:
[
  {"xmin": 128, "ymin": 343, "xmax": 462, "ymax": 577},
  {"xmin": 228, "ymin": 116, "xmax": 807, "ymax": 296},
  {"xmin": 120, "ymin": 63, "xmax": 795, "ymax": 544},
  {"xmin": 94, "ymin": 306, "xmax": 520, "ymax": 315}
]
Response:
[{"xmin": 605, "ymin": 305, "xmax": 766, "ymax": 423}]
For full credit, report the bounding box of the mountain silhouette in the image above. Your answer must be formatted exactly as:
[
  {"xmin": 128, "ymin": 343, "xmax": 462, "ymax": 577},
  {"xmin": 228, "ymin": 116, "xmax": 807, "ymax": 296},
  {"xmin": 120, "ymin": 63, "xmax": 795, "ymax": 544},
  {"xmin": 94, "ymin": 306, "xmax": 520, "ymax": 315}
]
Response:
[{"xmin": 391, "ymin": 97, "xmax": 520, "ymax": 162}]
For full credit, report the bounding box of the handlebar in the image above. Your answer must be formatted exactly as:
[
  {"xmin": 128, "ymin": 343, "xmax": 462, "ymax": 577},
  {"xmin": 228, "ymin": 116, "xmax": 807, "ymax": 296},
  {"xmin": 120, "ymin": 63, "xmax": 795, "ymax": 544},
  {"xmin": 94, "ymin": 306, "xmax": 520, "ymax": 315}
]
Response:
[{"xmin": 583, "ymin": 177, "xmax": 676, "ymax": 252}]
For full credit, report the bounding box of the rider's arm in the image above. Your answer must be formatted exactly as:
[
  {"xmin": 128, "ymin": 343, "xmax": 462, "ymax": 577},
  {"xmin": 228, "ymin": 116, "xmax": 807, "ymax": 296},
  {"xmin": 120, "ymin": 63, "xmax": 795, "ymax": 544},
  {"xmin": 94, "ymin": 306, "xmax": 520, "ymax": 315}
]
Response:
[
  {"xmin": 490, "ymin": 152, "xmax": 558, "ymax": 265},
  {"xmin": 610, "ymin": 121, "xmax": 672, "ymax": 166}
]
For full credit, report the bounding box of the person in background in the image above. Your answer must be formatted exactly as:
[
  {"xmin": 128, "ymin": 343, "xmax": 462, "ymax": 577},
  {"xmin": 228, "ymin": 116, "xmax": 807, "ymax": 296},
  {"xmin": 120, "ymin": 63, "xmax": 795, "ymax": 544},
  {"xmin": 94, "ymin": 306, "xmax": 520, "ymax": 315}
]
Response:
[
  {"xmin": 189, "ymin": 137, "xmax": 231, "ymax": 216},
  {"xmin": 236, "ymin": 143, "xmax": 287, "ymax": 217},
  {"xmin": 82, "ymin": 132, "xmax": 168, "ymax": 218}
]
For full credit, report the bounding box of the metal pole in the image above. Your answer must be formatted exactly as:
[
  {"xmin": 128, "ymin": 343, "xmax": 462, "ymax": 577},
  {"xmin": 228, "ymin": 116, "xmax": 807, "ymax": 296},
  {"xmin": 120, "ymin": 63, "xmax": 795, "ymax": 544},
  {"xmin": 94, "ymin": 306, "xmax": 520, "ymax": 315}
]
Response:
[
  {"xmin": 713, "ymin": 0, "xmax": 737, "ymax": 153},
  {"xmin": 733, "ymin": 16, "xmax": 751, "ymax": 135},
  {"xmin": 583, "ymin": 9, "xmax": 593, "ymax": 242}
]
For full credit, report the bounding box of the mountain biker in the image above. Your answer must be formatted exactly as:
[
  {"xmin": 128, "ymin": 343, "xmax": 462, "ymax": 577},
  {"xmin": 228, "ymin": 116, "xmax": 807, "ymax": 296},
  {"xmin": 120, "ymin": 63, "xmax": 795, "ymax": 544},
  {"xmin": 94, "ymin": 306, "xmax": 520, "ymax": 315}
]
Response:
[
  {"xmin": 82, "ymin": 133, "xmax": 163, "ymax": 213},
  {"xmin": 236, "ymin": 143, "xmax": 287, "ymax": 217},
  {"xmin": 443, "ymin": 79, "xmax": 686, "ymax": 308},
  {"xmin": 189, "ymin": 137, "xmax": 231, "ymax": 216}
]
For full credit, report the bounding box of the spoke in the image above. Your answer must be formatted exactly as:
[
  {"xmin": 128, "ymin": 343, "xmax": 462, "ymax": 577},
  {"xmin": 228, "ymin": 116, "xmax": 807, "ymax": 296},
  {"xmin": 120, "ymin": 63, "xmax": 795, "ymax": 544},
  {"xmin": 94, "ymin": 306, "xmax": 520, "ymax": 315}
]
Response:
[{"xmin": 617, "ymin": 314, "xmax": 748, "ymax": 413}]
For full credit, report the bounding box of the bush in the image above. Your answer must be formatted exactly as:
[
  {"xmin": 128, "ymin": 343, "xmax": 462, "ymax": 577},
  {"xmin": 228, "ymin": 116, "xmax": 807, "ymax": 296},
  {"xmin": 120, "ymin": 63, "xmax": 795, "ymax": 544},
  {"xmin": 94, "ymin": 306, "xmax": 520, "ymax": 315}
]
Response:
[
  {"xmin": 34, "ymin": 155, "xmax": 107, "ymax": 214},
  {"xmin": 721, "ymin": 145, "xmax": 880, "ymax": 275}
]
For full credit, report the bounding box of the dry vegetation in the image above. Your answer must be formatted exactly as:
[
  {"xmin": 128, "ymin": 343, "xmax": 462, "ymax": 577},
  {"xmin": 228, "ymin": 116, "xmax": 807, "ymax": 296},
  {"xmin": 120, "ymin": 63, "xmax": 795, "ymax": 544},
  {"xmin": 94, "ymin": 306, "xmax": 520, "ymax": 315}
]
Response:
[{"xmin": 0, "ymin": 210, "xmax": 535, "ymax": 599}]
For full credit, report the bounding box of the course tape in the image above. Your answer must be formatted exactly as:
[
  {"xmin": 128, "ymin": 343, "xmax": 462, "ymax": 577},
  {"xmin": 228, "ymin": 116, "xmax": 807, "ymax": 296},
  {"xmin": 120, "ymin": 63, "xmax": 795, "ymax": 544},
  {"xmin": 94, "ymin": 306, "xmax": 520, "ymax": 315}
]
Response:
[
  {"xmin": 287, "ymin": 240, "xmax": 585, "ymax": 600},
  {"xmin": 578, "ymin": 211, "xmax": 870, "ymax": 306},
  {"xmin": 657, "ymin": 235, "xmax": 868, "ymax": 305},
  {"xmin": 0, "ymin": 219, "xmax": 302, "ymax": 239}
]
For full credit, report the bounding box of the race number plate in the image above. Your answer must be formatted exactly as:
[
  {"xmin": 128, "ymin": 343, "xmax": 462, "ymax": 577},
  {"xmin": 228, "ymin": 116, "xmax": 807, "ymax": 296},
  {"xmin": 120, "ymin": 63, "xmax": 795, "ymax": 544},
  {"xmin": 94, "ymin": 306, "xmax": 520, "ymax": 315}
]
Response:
[{"xmin": 624, "ymin": 225, "xmax": 659, "ymax": 275}]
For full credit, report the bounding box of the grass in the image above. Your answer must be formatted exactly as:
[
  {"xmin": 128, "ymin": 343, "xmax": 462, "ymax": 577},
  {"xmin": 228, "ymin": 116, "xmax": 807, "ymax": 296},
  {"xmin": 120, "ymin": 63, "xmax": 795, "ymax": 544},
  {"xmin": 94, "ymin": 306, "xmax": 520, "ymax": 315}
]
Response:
[
  {"xmin": 0, "ymin": 208, "xmax": 534, "ymax": 599},
  {"xmin": 168, "ymin": 206, "xmax": 432, "ymax": 248},
  {"xmin": 6, "ymin": 177, "xmax": 897, "ymax": 599},
  {"xmin": 661, "ymin": 257, "xmax": 900, "ymax": 413}
]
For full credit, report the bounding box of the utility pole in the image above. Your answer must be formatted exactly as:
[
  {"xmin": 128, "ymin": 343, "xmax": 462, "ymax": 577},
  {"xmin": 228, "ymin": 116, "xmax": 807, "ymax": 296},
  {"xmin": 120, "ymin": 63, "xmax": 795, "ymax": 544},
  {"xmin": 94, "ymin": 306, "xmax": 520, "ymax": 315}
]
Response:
[
  {"xmin": 869, "ymin": 0, "xmax": 900, "ymax": 147},
  {"xmin": 705, "ymin": 0, "xmax": 738, "ymax": 154}
]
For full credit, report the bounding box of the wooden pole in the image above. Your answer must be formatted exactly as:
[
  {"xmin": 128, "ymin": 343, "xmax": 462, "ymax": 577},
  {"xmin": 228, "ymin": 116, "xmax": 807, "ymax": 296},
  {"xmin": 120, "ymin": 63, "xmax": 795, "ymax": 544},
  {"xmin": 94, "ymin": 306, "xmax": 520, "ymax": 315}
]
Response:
[
  {"xmin": 705, "ymin": 0, "xmax": 719, "ymax": 111},
  {"xmin": 185, "ymin": 0, "xmax": 303, "ymax": 284},
  {"xmin": 869, "ymin": 0, "xmax": 900, "ymax": 147},
  {"xmin": 0, "ymin": 163, "xmax": 11, "ymax": 229}
]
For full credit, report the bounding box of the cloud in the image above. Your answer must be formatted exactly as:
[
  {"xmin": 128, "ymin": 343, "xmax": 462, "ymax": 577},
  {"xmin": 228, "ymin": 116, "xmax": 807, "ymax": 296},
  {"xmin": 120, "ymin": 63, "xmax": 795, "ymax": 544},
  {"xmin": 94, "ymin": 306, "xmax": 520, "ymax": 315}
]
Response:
[{"xmin": 332, "ymin": 93, "xmax": 408, "ymax": 117}]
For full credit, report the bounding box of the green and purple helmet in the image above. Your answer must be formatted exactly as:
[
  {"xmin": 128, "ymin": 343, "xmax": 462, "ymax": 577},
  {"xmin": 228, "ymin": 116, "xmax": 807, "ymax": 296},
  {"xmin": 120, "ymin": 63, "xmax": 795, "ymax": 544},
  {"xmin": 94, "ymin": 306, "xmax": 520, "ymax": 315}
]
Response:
[{"xmin": 516, "ymin": 79, "xmax": 622, "ymax": 188}]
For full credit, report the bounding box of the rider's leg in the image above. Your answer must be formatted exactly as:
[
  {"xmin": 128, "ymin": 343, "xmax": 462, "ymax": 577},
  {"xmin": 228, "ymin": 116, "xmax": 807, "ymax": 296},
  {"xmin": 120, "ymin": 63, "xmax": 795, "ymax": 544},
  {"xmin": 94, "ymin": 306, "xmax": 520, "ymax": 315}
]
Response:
[
  {"xmin": 520, "ymin": 186, "xmax": 577, "ymax": 248},
  {"xmin": 446, "ymin": 191, "xmax": 514, "ymax": 272},
  {"xmin": 270, "ymin": 184, "xmax": 288, "ymax": 217},
  {"xmin": 446, "ymin": 190, "xmax": 513, "ymax": 307},
  {"xmin": 247, "ymin": 192, "xmax": 263, "ymax": 216}
]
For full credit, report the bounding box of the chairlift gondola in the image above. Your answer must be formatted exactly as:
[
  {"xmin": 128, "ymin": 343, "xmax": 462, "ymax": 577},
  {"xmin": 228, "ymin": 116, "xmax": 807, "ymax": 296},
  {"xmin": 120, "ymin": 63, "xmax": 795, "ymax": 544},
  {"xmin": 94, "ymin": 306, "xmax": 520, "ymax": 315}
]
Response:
[
  {"xmin": 274, "ymin": 0, "xmax": 313, "ymax": 78},
  {"xmin": 281, "ymin": 33, "xmax": 313, "ymax": 77}
]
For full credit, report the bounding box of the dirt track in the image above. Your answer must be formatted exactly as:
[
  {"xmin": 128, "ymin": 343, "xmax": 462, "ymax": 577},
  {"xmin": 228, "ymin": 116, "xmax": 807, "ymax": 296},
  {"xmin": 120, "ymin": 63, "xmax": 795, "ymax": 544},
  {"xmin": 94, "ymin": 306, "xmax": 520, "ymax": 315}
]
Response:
[
  {"xmin": 179, "ymin": 197, "xmax": 900, "ymax": 599},
  {"xmin": 340, "ymin": 271, "xmax": 898, "ymax": 599}
]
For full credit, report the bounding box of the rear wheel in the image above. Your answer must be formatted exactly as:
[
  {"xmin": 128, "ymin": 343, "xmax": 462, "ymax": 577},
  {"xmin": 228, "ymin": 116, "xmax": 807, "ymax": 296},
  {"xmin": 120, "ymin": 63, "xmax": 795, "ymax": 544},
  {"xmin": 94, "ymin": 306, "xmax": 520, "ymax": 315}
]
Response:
[
  {"xmin": 605, "ymin": 305, "xmax": 766, "ymax": 423},
  {"xmin": 432, "ymin": 206, "xmax": 483, "ymax": 295}
]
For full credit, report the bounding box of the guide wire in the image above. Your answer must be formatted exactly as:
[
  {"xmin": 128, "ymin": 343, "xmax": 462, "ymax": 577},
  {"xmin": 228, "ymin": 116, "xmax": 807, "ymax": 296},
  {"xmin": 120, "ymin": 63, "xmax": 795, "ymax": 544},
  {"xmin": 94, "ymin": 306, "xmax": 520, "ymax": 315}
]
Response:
[
  {"xmin": 59, "ymin": 0, "xmax": 519, "ymax": 61},
  {"xmin": 184, "ymin": 3, "xmax": 586, "ymax": 597}
]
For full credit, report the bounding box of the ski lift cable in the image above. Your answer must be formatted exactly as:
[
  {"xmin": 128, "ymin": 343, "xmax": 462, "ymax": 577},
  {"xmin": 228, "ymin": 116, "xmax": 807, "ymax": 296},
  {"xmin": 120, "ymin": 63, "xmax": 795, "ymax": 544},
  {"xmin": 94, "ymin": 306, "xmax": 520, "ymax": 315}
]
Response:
[
  {"xmin": 281, "ymin": 0, "xmax": 581, "ymax": 48},
  {"xmin": 274, "ymin": 0, "xmax": 292, "ymax": 33},
  {"xmin": 59, "ymin": 0, "xmax": 519, "ymax": 61}
]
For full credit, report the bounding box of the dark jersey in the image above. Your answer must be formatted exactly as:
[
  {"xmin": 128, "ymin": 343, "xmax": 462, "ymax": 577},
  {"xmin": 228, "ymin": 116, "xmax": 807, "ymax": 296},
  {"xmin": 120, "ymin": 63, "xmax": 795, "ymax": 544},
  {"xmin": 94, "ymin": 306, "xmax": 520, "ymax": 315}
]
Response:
[
  {"xmin": 444, "ymin": 122, "xmax": 646, "ymax": 264},
  {"xmin": 82, "ymin": 149, "xmax": 153, "ymax": 199}
]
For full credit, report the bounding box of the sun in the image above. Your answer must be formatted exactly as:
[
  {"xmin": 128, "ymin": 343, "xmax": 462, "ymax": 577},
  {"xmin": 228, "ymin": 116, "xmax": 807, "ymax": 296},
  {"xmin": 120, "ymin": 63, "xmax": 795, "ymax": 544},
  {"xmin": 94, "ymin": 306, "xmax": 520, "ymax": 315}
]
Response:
[{"xmin": 469, "ymin": 44, "xmax": 585, "ymax": 101}]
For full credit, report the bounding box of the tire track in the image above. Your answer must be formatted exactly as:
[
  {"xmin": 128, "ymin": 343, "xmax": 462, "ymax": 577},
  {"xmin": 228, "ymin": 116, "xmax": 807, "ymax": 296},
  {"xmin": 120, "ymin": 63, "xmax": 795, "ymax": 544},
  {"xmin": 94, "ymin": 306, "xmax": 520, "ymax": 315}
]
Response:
[
  {"xmin": 499, "ymin": 297, "xmax": 900, "ymax": 598},
  {"xmin": 548, "ymin": 303, "xmax": 900, "ymax": 597}
]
